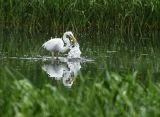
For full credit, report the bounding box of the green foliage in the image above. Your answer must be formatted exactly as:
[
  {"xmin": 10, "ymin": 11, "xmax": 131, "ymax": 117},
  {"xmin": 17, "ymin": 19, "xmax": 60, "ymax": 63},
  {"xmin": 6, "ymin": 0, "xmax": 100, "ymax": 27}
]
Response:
[
  {"xmin": 0, "ymin": 0, "xmax": 159, "ymax": 33},
  {"xmin": 1, "ymin": 68, "xmax": 160, "ymax": 117}
]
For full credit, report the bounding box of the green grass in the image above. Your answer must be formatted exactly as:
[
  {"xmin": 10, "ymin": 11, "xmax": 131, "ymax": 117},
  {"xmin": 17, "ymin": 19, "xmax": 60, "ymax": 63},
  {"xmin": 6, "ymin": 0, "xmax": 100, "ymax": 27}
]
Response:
[
  {"xmin": 0, "ymin": 0, "xmax": 160, "ymax": 33},
  {"xmin": 1, "ymin": 67, "xmax": 160, "ymax": 117}
]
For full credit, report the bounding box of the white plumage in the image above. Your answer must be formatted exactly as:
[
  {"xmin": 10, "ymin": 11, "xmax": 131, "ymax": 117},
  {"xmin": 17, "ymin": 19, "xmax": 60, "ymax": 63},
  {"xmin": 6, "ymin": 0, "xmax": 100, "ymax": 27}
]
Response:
[
  {"xmin": 42, "ymin": 38, "xmax": 66, "ymax": 52},
  {"xmin": 68, "ymin": 43, "xmax": 81, "ymax": 59},
  {"xmin": 42, "ymin": 31, "xmax": 77, "ymax": 56}
]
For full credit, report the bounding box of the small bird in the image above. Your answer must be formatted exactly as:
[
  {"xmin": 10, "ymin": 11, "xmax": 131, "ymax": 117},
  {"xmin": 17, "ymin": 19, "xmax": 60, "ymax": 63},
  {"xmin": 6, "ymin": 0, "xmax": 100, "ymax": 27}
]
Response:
[{"xmin": 42, "ymin": 31, "xmax": 77, "ymax": 58}]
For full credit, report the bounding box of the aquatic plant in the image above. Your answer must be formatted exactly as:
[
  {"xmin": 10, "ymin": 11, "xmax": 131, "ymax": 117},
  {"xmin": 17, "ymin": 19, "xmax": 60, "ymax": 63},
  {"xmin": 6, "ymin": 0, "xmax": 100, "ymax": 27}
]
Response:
[
  {"xmin": 1, "ymin": 67, "xmax": 160, "ymax": 116},
  {"xmin": 0, "ymin": 0, "xmax": 159, "ymax": 33}
]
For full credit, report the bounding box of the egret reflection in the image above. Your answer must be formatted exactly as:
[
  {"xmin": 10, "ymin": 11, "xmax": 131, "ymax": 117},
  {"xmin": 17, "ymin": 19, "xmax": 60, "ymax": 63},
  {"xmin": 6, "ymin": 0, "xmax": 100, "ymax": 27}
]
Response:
[{"xmin": 42, "ymin": 60, "xmax": 81, "ymax": 87}]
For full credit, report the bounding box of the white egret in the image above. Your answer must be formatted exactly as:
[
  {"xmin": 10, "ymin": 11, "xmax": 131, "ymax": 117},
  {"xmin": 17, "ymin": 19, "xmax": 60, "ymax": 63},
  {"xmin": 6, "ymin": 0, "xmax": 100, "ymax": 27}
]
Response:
[{"xmin": 42, "ymin": 31, "xmax": 77, "ymax": 58}]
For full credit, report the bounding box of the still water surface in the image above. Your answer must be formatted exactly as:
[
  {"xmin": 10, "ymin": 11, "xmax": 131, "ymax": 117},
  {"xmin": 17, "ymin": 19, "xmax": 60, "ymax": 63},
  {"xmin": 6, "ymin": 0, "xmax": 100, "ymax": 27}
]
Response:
[{"xmin": 0, "ymin": 32, "xmax": 160, "ymax": 88}]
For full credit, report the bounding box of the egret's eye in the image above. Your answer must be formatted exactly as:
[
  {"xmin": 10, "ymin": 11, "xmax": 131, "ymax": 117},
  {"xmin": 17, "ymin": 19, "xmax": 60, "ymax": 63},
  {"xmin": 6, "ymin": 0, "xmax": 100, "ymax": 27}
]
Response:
[
  {"xmin": 66, "ymin": 35, "xmax": 70, "ymax": 39},
  {"xmin": 66, "ymin": 35, "xmax": 69, "ymax": 38},
  {"xmin": 66, "ymin": 34, "xmax": 73, "ymax": 40}
]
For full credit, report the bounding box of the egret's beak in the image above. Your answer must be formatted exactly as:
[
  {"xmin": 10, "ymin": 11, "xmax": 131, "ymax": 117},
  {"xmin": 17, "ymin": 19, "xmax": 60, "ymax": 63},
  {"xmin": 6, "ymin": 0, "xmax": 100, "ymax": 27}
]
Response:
[{"xmin": 70, "ymin": 35, "xmax": 77, "ymax": 43}]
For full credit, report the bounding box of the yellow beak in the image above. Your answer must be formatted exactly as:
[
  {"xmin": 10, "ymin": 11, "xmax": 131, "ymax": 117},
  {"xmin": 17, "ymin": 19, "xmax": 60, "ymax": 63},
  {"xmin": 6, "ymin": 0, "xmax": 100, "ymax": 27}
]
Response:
[{"xmin": 70, "ymin": 35, "xmax": 77, "ymax": 43}]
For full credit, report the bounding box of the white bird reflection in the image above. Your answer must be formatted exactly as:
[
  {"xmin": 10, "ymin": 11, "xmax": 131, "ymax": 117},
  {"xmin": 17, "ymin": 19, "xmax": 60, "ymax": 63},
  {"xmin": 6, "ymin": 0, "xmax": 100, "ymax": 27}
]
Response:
[{"xmin": 42, "ymin": 60, "xmax": 81, "ymax": 87}]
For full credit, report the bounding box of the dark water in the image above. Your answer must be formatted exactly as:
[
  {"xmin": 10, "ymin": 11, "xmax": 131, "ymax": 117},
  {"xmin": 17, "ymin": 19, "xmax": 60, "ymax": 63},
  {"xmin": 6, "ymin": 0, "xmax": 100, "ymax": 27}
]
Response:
[{"xmin": 0, "ymin": 31, "xmax": 160, "ymax": 88}]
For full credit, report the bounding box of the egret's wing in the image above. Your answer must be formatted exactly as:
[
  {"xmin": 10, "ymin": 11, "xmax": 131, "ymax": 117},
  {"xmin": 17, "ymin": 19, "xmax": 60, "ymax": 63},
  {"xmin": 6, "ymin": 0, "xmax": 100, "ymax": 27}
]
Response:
[
  {"xmin": 42, "ymin": 38, "xmax": 64, "ymax": 51},
  {"xmin": 68, "ymin": 43, "xmax": 81, "ymax": 58}
]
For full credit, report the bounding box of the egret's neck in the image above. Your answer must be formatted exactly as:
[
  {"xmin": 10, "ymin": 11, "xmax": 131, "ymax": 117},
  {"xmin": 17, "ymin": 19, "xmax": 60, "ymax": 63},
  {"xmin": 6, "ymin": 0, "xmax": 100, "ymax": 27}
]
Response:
[
  {"xmin": 61, "ymin": 35, "xmax": 71, "ymax": 52},
  {"xmin": 63, "ymin": 35, "xmax": 70, "ymax": 43}
]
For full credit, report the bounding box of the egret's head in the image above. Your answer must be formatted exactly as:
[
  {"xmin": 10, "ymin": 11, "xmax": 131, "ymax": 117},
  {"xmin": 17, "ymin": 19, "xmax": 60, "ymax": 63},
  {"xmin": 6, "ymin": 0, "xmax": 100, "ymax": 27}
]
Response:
[{"xmin": 64, "ymin": 31, "xmax": 77, "ymax": 43}]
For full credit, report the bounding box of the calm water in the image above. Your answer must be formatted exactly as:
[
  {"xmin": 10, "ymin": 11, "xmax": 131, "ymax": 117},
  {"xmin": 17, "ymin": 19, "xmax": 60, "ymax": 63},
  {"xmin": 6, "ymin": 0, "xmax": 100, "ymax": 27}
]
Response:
[{"xmin": 0, "ymin": 31, "xmax": 160, "ymax": 89}]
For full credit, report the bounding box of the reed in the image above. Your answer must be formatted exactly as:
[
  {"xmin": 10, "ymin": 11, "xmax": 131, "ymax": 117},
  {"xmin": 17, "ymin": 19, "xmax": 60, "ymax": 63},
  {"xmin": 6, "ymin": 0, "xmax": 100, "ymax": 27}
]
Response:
[
  {"xmin": 1, "ymin": 67, "xmax": 160, "ymax": 116},
  {"xmin": 0, "ymin": 0, "xmax": 159, "ymax": 33}
]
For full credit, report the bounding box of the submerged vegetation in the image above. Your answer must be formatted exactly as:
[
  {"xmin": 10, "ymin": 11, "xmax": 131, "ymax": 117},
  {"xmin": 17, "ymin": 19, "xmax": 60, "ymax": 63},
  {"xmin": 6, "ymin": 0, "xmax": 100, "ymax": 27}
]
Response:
[
  {"xmin": 0, "ymin": 0, "xmax": 160, "ymax": 33},
  {"xmin": 1, "ymin": 68, "xmax": 160, "ymax": 117}
]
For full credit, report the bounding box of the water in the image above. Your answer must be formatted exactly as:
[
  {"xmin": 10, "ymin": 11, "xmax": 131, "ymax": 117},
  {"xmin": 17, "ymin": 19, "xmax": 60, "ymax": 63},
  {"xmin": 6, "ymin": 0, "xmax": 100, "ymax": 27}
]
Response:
[
  {"xmin": 1, "ymin": 31, "xmax": 160, "ymax": 116},
  {"xmin": 0, "ymin": 32, "xmax": 160, "ymax": 89}
]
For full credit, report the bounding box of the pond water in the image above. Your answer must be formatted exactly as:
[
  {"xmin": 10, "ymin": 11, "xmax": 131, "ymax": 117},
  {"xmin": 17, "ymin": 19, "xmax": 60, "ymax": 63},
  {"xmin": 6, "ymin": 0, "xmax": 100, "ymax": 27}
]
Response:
[{"xmin": 0, "ymin": 31, "xmax": 160, "ymax": 89}]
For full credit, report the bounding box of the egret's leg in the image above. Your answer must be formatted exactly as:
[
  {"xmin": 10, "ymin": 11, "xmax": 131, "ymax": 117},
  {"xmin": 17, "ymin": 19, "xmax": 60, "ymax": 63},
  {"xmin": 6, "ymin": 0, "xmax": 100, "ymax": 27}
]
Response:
[{"xmin": 52, "ymin": 52, "xmax": 54, "ymax": 59}]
